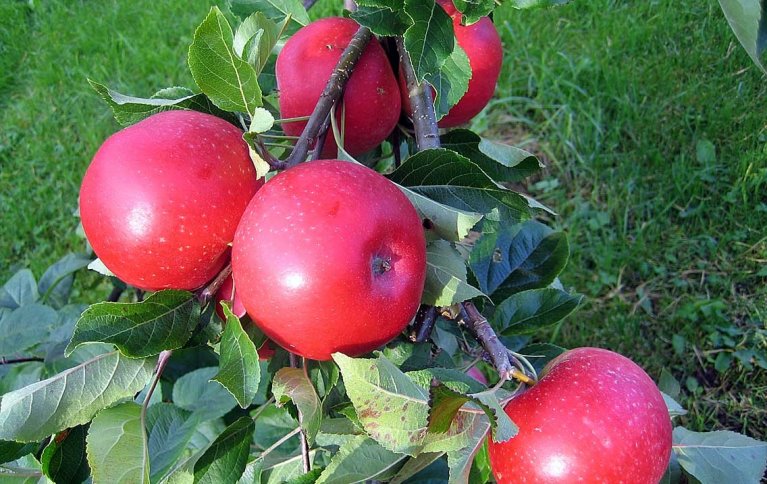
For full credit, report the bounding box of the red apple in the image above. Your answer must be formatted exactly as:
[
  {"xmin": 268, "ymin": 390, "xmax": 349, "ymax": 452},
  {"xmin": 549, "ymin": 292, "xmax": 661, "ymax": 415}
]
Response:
[
  {"xmin": 213, "ymin": 275, "xmax": 276, "ymax": 360},
  {"xmin": 400, "ymin": 0, "xmax": 503, "ymax": 128},
  {"xmin": 79, "ymin": 110, "xmax": 262, "ymax": 291},
  {"xmin": 487, "ymin": 347, "xmax": 672, "ymax": 483},
  {"xmin": 232, "ymin": 160, "xmax": 426, "ymax": 360},
  {"xmin": 276, "ymin": 17, "xmax": 401, "ymax": 158}
]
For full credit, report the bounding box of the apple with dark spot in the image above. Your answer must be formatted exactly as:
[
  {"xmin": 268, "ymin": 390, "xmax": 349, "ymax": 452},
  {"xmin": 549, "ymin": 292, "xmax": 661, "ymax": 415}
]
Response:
[
  {"xmin": 213, "ymin": 275, "xmax": 276, "ymax": 360},
  {"xmin": 232, "ymin": 160, "xmax": 426, "ymax": 361},
  {"xmin": 276, "ymin": 17, "xmax": 401, "ymax": 158},
  {"xmin": 400, "ymin": 0, "xmax": 503, "ymax": 128},
  {"xmin": 79, "ymin": 110, "xmax": 262, "ymax": 291},
  {"xmin": 487, "ymin": 347, "xmax": 672, "ymax": 483}
]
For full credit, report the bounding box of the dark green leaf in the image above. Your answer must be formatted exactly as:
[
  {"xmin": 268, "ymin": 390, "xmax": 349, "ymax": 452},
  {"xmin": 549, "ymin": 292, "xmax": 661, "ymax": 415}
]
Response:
[
  {"xmin": 470, "ymin": 220, "xmax": 569, "ymax": 301},
  {"xmin": 398, "ymin": 186, "xmax": 483, "ymax": 241},
  {"xmin": 40, "ymin": 425, "xmax": 89, "ymax": 484},
  {"xmin": 508, "ymin": 0, "xmax": 572, "ymax": 9},
  {"xmin": 66, "ymin": 290, "xmax": 199, "ymax": 358},
  {"xmin": 146, "ymin": 404, "xmax": 199, "ymax": 482},
  {"xmin": 89, "ymin": 81, "xmax": 236, "ymax": 127},
  {"xmin": 517, "ymin": 343, "xmax": 566, "ymax": 375},
  {"xmin": 86, "ymin": 403, "xmax": 149, "ymax": 483},
  {"xmin": 445, "ymin": 418, "xmax": 490, "ymax": 483},
  {"xmin": 441, "ymin": 129, "xmax": 543, "ymax": 183},
  {"xmin": 673, "ymin": 427, "xmax": 767, "ymax": 483},
  {"xmin": 316, "ymin": 435, "xmax": 405, "ymax": 483},
  {"xmin": 718, "ymin": 0, "xmax": 767, "ymax": 73},
  {"xmin": 0, "ymin": 304, "xmax": 58, "ymax": 356},
  {"xmin": 492, "ymin": 288, "xmax": 582, "ymax": 335},
  {"xmin": 658, "ymin": 368, "xmax": 681, "ymax": 399},
  {"xmin": 333, "ymin": 353, "xmax": 429, "ymax": 455},
  {"xmin": 253, "ymin": 404, "xmax": 300, "ymax": 456},
  {"xmin": 452, "ymin": 0, "xmax": 495, "ymax": 24},
  {"xmin": 389, "ymin": 452, "xmax": 445, "ymax": 483},
  {"xmin": 0, "ymin": 269, "xmax": 38, "ymax": 309},
  {"xmin": 38, "ymin": 254, "xmax": 91, "ymax": 309},
  {"xmin": 228, "ymin": 0, "xmax": 310, "ymax": 34},
  {"xmin": 0, "ymin": 352, "xmax": 154, "ymax": 442},
  {"xmin": 403, "ymin": 0, "xmax": 455, "ymax": 79},
  {"xmin": 0, "ymin": 454, "xmax": 45, "ymax": 482},
  {"xmin": 193, "ymin": 417, "xmax": 254, "ymax": 483},
  {"xmin": 423, "ymin": 240, "xmax": 486, "ymax": 306},
  {"xmin": 308, "ymin": 361, "xmax": 340, "ymax": 399},
  {"xmin": 355, "ymin": 0, "xmax": 404, "ymax": 8},
  {"xmin": 189, "ymin": 7, "xmax": 262, "ymax": 115},
  {"xmin": 172, "ymin": 367, "xmax": 238, "ymax": 421},
  {"xmin": 426, "ymin": 44, "xmax": 471, "ymax": 121},
  {"xmin": 351, "ymin": 6, "xmax": 411, "ymax": 36},
  {"xmin": 272, "ymin": 368, "xmax": 321, "ymax": 445},
  {"xmin": 0, "ymin": 441, "xmax": 35, "ymax": 465},
  {"xmin": 213, "ymin": 305, "xmax": 260, "ymax": 408}
]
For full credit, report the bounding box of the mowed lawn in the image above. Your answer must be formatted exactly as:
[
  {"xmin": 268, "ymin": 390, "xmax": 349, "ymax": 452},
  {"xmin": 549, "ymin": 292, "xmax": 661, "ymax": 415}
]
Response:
[{"xmin": 1, "ymin": 0, "xmax": 765, "ymax": 439}]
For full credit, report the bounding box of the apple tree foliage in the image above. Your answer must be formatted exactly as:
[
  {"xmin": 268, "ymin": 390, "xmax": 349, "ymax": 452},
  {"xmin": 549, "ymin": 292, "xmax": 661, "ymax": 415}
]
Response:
[{"xmin": 1, "ymin": 1, "xmax": 766, "ymax": 482}]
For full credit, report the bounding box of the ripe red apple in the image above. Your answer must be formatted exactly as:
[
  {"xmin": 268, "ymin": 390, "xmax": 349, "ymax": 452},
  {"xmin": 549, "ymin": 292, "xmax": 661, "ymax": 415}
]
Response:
[
  {"xmin": 400, "ymin": 0, "xmax": 502, "ymax": 128},
  {"xmin": 213, "ymin": 275, "xmax": 276, "ymax": 360},
  {"xmin": 232, "ymin": 160, "xmax": 426, "ymax": 360},
  {"xmin": 276, "ymin": 17, "xmax": 401, "ymax": 158},
  {"xmin": 487, "ymin": 347, "xmax": 672, "ymax": 483},
  {"xmin": 80, "ymin": 110, "xmax": 262, "ymax": 291}
]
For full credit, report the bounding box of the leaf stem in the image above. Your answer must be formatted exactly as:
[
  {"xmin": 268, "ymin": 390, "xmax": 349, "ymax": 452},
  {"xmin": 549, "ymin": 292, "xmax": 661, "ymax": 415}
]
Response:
[
  {"xmin": 140, "ymin": 350, "xmax": 173, "ymax": 423},
  {"xmin": 283, "ymin": 25, "xmax": 373, "ymax": 169},
  {"xmin": 256, "ymin": 427, "xmax": 302, "ymax": 460},
  {"xmin": 395, "ymin": 37, "xmax": 440, "ymax": 151},
  {"xmin": 195, "ymin": 261, "xmax": 232, "ymax": 304},
  {"xmin": 290, "ymin": 353, "xmax": 312, "ymax": 473}
]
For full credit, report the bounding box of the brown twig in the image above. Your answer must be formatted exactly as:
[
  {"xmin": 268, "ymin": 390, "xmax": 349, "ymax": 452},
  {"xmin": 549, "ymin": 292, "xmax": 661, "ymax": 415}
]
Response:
[
  {"xmin": 395, "ymin": 37, "xmax": 440, "ymax": 151},
  {"xmin": 410, "ymin": 305, "xmax": 438, "ymax": 343},
  {"xmin": 290, "ymin": 353, "xmax": 311, "ymax": 473},
  {"xmin": 195, "ymin": 261, "xmax": 232, "ymax": 304},
  {"xmin": 283, "ymin": 26, "xmax": 372, "ymax": 169}
]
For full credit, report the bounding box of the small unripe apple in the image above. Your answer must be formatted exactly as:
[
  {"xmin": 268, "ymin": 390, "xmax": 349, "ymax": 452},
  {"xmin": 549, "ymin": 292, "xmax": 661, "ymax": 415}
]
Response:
[
  {"xmin": 214, "ymin": 276, "xmax": 276, "ymax": 360},
  {"xmin": 276, "ymin": 17, "xmax": 401, "ymax": 158},
  {"xmin": 79, "ymin": 110, "xmax": 262, "ymax": 291},
  {"xmin": 400, "ymin": 0, "xmax": 503, "ymax": 128},
  {"xmin": 232, "ymin": 160, "xmax": 427, "ymax": 361},
  {"xmin": 487, "ymin": 347, "xmax": 672, "ymax": 483}
]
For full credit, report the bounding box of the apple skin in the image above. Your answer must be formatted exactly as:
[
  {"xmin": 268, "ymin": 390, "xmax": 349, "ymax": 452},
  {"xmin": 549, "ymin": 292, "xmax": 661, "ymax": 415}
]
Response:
[
  {"xmin": 213, "ymin": 276, "xmax": 276, "ymax": 360},
  {"xmin": 232, "ymin": 160, "xmax": 427, "ymax": 361},
  {"xmin": 400, "ymin": 0, "xmax": 502, "ymax": 128},
  {"xmin": 79, "ymin": 110, "xmax": 262, "ymax": 291},
  {"xmin": 487, "ymin": 347, "xmax": 672, "ymax": 483},
  {"xmin": 276, "ymin": 17, "xmax": 401, "ymax": 158}
]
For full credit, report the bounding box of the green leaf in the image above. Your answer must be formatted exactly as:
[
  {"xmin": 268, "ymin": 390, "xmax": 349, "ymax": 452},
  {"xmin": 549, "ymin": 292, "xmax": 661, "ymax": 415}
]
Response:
[
  {"xmin": 146, "ymin": 404, "xmax": 200, "ymax": 482},
  {"xmin": 0, "ymin": 269, "xmax": 38, "ymax": 309},
  {"xmin": 0, "ymin": 454, "xmax": 45, "ymax": 482},
  {"xmin": 508, "ymin": 0, "xmax": 572, "ymax": 9},
  {"xmin": 173, "ymin": 367, "xmax": 238, "ymax": 421},
  {"xmin": 189, "ymin": 7, "xmax": 262, "ymax": 115},
  {"xmin": 234, "ymin": 13, "xmax": 288, "ymax": 76},
  {"xmin": 272, "ymin": 368, "xmax": 321, "ymax": 445},
  {"xmin": 470, "ymin": 220, "xmax": 569, "ymax": 301},
  {"xmin": 40, "ymin": 425, "xmax": 89, "ymax": 484},
  {"xmin": 0, "ymin": 351, "xmax": 155, "ymax": 442},
  {"xmin": 452, "ymin": 0, "xmax": 495, "ymax": 24},
  {"xmin": 213, "ymin": 305, "xmax": 260, "ymax": 408},
  {"xmin": 389, "ymin": 452, "xmax": 445, "ymax": 483},
  {"xmin": 659, "ymin": 368, "xmax": 681, "ymax": 400},
  {"xmin": 492, "ymin": 288, "xmax": 582, "ymax": 336},
  {"xmin": 193, "ymin": 417, "xmax": 254, "ymax": 484},
  {"xmin": 333, "ymin": 353, "xmax": 429, "ymax": 455},
  {"xmin": 423, "ymin": 240, "xmax": 486, "ymax": 306},
  {"xmin": 0, "ymin": 441, "xmax": 35, "ymax": 465},
  {"xmin": 390, "ymin": 149, "xmax": 532, "ymax": 226},
  {"xmin": 89, "ymin": 81, "xmax": 236, "ymax": 127},
  {"xmin": 426, "ymin": 44, "xmax": 471, "ymax": 121},
  {"xmin": 718, "ymin": 0, "xmax": 767, "ymax": 73},
  {"xmin": 662, "ymin": 392, "xmax": 687, "ymax": 418},
  {"xmin": 162, "ymin": 419, "xmax": 227, "ymax": 483},
  {"xmin": 355, "ymin": 0, "xmax": 405, "ymax": 8},
  {"xmin": 445, "ymin": 418, "xmax": 490, "ymax": 483},
  {"xmin": 38, "ymin": 253, "xmax": 91, "ymax": 309},
  {"xmin": 0, "ymin": 304, "xmax": 58, "ymax": 356},
  {"xmin": 316, "ymin": 435, "xmax": 405, "ymax": 484},
  {"xmin": 403, "ymin": 0, "xmax": 455, "ymax": 79},
  {"xmin": 398, "ymin": 186, "xmax": 482, "ymax": 241},
  {"xmin": 517, "ymin": 343, "xmax": 566, "ymax": 375},
  {"xmin": 351, "ymin": 6, "xmax": 411, "ymax": 36},
  {"xmin": 672, "ymin": 427, "xmax": 767, "ymax": 483},
  {"xmin": 66, "ymin": 290, "xmax": 199, "ymax": 359},
  {"xmin": 86, "ymin": 403, "xmax": 149, "ymax": 484},
  {"xmin": 228, "ymin": 0, "xmax": 310, "ymax": 34},
  {"xmin": 441, "ymin": 129, "xmax": 543, "ymax": 183}
]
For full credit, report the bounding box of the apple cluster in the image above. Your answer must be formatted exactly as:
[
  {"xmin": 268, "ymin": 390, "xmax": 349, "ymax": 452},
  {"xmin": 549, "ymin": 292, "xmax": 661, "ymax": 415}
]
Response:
[{"xmin": 78, "ymin": 4, "xmax": 673, "ymax": 481}]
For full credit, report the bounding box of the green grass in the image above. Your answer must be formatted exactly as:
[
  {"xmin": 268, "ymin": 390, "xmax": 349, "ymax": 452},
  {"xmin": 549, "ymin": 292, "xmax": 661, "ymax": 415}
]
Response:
[{"xmin": 1, "ymin": 0, "xmax": 765, "ymax": 440}]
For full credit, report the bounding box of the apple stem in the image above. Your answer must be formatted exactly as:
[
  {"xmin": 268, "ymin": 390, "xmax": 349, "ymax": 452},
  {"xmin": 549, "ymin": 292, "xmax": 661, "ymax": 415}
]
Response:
[
  {"xmin": 395, "ymin": 37, "xmax": 440, "ymax": 151},
  {"xmin": 0, "ymin": 356, "xmax": 44, "ymax": 365},
  {"xmin": 311, "ymin": 113, "xmax": 332, "ymax": 161},
  {"xmin": 344, "ymin": 0, "xmax": 357, "ymax": 12},
  {"xmin": 410, "ymin": 305, "xmax": 438, "ymax": 343},
  {"xmin": 290, "ymin": 353, "xmax": 312, "ymax": 473},
  {"xmin": 141, "ymin": 350, "xmax": 172, "ymax": 426},
  {"xmin": 195, "ymin": 262, "xmax": 232, "ymax": 304},
  {"xmin": 282, "ymin": 26, "xmax": 373, "ymax": 169}
]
